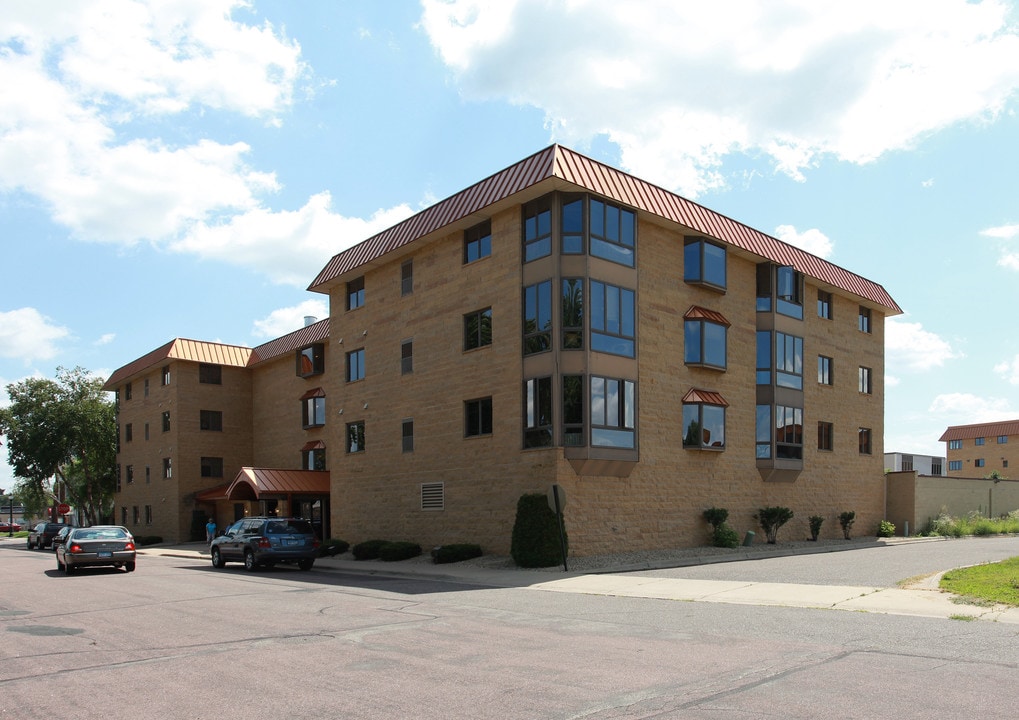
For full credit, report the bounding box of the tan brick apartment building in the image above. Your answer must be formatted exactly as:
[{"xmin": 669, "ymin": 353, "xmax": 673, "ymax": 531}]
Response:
[
  {"xmin": 940, "ymin": 420, "xmax": 1019, "ymax": 477},
  {"xmin": 105, "ymin": 145, "xmax": 901, "ymax": 553}
]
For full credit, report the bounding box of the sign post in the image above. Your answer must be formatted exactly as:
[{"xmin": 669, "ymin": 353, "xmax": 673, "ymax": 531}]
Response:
[{"xmin": 547, "ymin": 484, "xmax": 568, "ymax": 572}]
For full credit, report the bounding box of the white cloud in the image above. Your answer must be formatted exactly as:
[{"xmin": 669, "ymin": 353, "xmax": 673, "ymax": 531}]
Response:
[
  {"xmin": 171, "ymin": 192, "xmax": 415, "ymax": 287},
  {"xmin": 994, "ymin": 355, "xmax": 1019, "ymax": 385},
  {"xmin": 979, "ymin": 224, "xmax": 1019, "ymax": 269},
  {"xmin": 253, "ymin": 299, "xmax": 329, "ymax": 340},
  {"xmin": 921, "ymin": 178, "xmax": 935, "ymax": 188},
  {"xmin": 774, "ymin": 224, "xmax": 833, "ymax": 258},
  {"xmin": 928, "ymin": 392, "xmax": 1016, "ymax": 422},
  {"xmin": 94, "ymin": 334, "xmax": 116, "ymax": 346},
  {"xmin": 0, "ymin": 0, "xmax": 301, "ymax": 245},
  {"xmin": 885, "ymin": 317, "xmax": 961, "ymax": 373},
  {"xmin": 0, "ymin": 308, "xmax": 70, "ymax": 364},
  {"xmin": 981, "ymin": 224, "xmax": 1019, "ymax": 239},
  {"xmin": 421, "ymin": 0, "xmax": 1019, "ymax": 197}
]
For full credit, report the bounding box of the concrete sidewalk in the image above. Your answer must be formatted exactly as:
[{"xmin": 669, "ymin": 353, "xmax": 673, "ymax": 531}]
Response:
[{"xmin": 138, "ymin": 540, "xmax": 1019, "ymax": 623}]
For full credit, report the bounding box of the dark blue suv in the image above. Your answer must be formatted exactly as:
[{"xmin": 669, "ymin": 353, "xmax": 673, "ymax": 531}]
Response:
[{"xmin": 210, "ymin": 517, "xmax": 319, "ymax": 571}]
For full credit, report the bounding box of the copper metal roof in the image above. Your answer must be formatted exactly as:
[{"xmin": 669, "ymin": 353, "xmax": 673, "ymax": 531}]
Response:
[
  {"xmin": 939, "ymin": 420, "xmax": 1019, "ymax": 442},
  {"xmin": 682, "ymin": 388, "xmax": 729, "ymax": 407},
  {"xmin": 249, "ymin": 318, "xmax": 330, "ymax": 366},
  {"xmin": 683, "ymin": 306, "xmax": 731, "ymax": 327},
  {"xmin": 309, "ymin": 144, "xmax": 901, "ymax": 314},
  {"xmin": 102, "ymin": 338, "xmax": 253, "ymax": 390},
  {"xmin": 226, "ymin": 467, "xmax": 331, "ymax": 499}
]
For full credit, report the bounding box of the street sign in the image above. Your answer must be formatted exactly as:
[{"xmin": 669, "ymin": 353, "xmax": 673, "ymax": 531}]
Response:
[{"xmin": 57, "ymin": 503, "xmax": 71, "ymax": 515}]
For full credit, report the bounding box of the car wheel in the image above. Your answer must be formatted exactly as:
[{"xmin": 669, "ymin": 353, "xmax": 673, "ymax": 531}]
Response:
[
  {"xmin": 27, "ymin": 539, "xmax": 34, "ymax": 549},
  {"xmin": 63, "ymin": 561, "xmax": 74, "ymax": 575},
  {"xmin": 56, "ymin": 555, "xmax": 64, "ymax": 571},
  {"xmin": 298, "ymin": 558, "xmax": 315, "ymax": 571},
  {"xmin": 211, "ymin": 547, "xmax": 225, "ymax": 569},
  {"xmin": 243, "ymin": 550, "xmax": 259, "ymax": 572},
  {"xmin": 125, "ymin": 561, "xmax": 136, "ymax": 572}
]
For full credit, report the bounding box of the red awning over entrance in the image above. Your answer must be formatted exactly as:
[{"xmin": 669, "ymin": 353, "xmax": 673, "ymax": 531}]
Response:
[{"xmin": 225, "ymin": 468, "xmax": 331, "ymax": 501}]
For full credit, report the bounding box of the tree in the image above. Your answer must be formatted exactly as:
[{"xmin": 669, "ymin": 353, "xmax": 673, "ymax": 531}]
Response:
[{"xmin": 0, "ymin": 366, "xmax": 116, "ymax": 525}]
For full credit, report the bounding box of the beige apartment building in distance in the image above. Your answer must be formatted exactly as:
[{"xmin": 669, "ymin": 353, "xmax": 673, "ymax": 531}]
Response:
[
  {"xmin": 940, "ymin": 420, "xmax": 1019, "ymax": 477},
  {"xmin": 105, "ymin": 145, "xmax": 901, "ymax": 554}
]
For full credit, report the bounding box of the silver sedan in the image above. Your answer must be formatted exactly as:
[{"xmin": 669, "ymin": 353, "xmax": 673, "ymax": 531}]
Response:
[{"xmin": 55, "ymin": 526, "xmax": 137, "ymax": 574}]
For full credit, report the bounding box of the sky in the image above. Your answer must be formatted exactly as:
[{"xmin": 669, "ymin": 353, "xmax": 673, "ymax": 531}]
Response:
[{"xmin": 2, "ymin": 0, "xmax": 1019, "ymax": 492}]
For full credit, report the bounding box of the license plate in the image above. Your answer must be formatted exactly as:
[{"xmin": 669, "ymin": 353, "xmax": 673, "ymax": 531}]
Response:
[
  {"xmin": 284, "ymin": 538, "xmax": 298, "ymax": 546},
  {"xmin": 98, "ymin": 551, "xmax": 112, "ymax": 558}
]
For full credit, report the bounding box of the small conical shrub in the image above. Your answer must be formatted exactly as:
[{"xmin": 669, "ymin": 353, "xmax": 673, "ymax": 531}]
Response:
[{"xmin": 511, "ymin": 493, "xmax": 567, "ymax": 568}]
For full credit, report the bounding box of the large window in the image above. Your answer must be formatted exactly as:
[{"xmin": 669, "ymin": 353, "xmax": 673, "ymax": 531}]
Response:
[
  {"xmin": 303, "ymin": 396, "xmax": 325, "ymax": 428},
  {"xmin": 590, "ymin": 280, "xmax": 635, "ymax": 357},
  {"xmin": 949, "ymin": 460, "xmax": 962, "ymax": 471},
  {"xmin": 523, "ymin": 281, "xmax": 552, "ymax": 355},
  {"xmin": 523, "ymin": 198, "xmax": 552, "ymax": 262},
  {"xmin": 464, "ymin": 220, "xmax": 492, "ymax": 263},
  {"xmin": 464, "ymin": 397, "xmax": 493, "ymax": 437},
  {"xmin": 757, "ymin": 264, "xmax": 803, "ymax": 318},
  {"xmin": 589, "ymin": 198, "xmax": 636, "ymax": 267},
  {"xmin": 523, "ymin": 377, "xmax": 553, "ymax": 448},
  {"xmin": 346, "ymin": 421, "xmax": 365, "ymax": 453},
  {"xmin": 948, "ymin": 439, "xmax": 962, "ymax": 450},
  {"xmin": 684, "ymin": 238, "xmax": 726, "ymax": 290},
  {"xmin": 200, "ymin": 457, "xmax": 224, "ymax": 478},
  {"xmin": 562, "ymin": 375, "xmax": 584, "ymax": 447},
  {"xmin": 757, "ymin": 331, "xmax": 803, "ymax": 389},
  {"xmin": 297, "ymin": 344, "xmax": 325, "ymax": 376},
  {"xmin": 347, "ymin": 277, "xmax": 365, "ymax": 311},
  {"xmin": 818, "ymin": 356, "xmax": 834, "ymax": 385},
  {"xmin": 347, "ymin": 348, "xmax": 365, "ymax": 382},
  {"xmin": 464, "ymin": 308, "xmax": 492, "ymax": 350},
  {"xmin": 682, "ymin": 402, "xmax": 725, "ymax": 450},
  {"xmin": 561, "ymin": 279, "xmax": 584, "ymax": 349},
  {"xmin": 684, "ymin": 311, "xmax": 727, "ymax": 369},
  {"xmin": 590, "ymin": 377, "xmax": 636, "ymax": 448},
  {"xmin": 199, "ymin": 363, "xmax": 222, "ymax": 384},
  {"xmin": 200, "ymin": 409, "xmax": 223, "ymax": 431}
]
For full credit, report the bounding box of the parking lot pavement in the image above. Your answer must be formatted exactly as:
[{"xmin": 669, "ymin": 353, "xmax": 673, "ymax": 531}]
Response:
[{"xmin": 124, "ymin": 536, "xmax": 1019, "ymax": 623}]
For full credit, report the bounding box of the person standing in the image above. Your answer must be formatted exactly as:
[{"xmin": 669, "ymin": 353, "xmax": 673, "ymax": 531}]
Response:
[{"xmin": 205, "ymin": 516, "xmax": 217, "ymax": 545}]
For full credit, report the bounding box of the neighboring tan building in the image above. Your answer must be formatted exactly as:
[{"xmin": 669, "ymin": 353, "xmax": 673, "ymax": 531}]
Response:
[
  {"xmin": 884, "ymin": 452, "xmax": 945, "ymax": 476},
  {"xmin": 939, "ymin": 420, "xmax": 1019, "ymax": 477},
  {"xmin": 105, "ymin": 145, "xmax": 901, "ymax": 553}
]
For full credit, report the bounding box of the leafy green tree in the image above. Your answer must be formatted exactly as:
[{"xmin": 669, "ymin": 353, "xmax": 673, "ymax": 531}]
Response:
[{"xmin": 0, "ymin": 367, "xmax": 116, "ymax": 525}]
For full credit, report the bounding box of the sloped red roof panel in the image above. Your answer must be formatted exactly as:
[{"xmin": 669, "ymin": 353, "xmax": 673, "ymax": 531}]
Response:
[
  {"xmin": 683, "ymin": 306, "xmax": 731, "ymax": 327},
  {"xmin": 682, "ymin": 388, "xmax": 729, "ymax": 407},
  {"xmin": 308, "ymin": 145, "xmax": 901, "ymax": 314},
  {"xmin": 249, "ymin": 318, "xmax": 330, "ymax": 366},
  {"xmin": 939, "ymin": 420, "xmax": 1019, "ymax": 442},
  {"xmin": 103, "ymin": 338, "xmax": 253, "ymax": 390}
]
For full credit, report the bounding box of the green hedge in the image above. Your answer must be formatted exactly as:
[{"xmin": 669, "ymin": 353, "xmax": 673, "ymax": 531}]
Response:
[
  {"xmin": 352, "ymin": 539, "xmax": 390, "ymax": 560},
  {"xmin": 511, "ymin": 493, "xmax": 567, "ymax": 568},
  {"xmin": 379, "ymin": 541, "xmax": 422, "ymax": 562},
  {"xmin": 432, "ymin": 543, "xmax": 483, "ymax": 564}
]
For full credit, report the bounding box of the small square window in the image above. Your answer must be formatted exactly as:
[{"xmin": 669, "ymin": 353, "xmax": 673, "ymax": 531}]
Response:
[
  {"xmin": 297, "ymin": 344, "xmax": 325, "ymax": 377},
  {"xmin": 464, "ymin": 308, "xmax": 492, "ymax": 351},
  {"xmin": 199, "ymin": 410, "xmax": 223, "ymax": 431},
  {"xmin": 464, "ymin": 397, "xmax": 493, "ymax": 437},
  {"xmin": 199, "ymin": 363, "xmax": 222, "ymax": 384},
  {"xmin": 976, "ymin": 458, "xmax": 986, "ymax": 468},
  {"xmin": 975, "ymin": 436, "xmax": 985, "ymax": 446},
  {"xmin": 200, "ymin": 457, "xmax": 224, "ymax": 478},
  {"xmin": 817, "ymin": 290, "xmax": 833, "ymax": 320},
  {"xmin": 302, "ymin": 396, "xmax": 326, "ymax": 428},
  {"xmin": 346, "ymin": 421, "xmax": 365, "ymax": 453}
]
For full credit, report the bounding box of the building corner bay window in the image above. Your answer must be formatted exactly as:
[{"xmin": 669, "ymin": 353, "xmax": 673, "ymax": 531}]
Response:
[
  {"xmin": 757, "ymin": 331, "xmax": 803, "ymax": 389},
  {"xmin": 756, "ymin": 405, "xmax": 803, "ymax": 459},
  {"xmin": 682, "ymin": 390, "xmax": 727, "ymax": 450},
  {"xmin": 590, "ymin": 280, "xmax": 635, "ymax": 357},
  {"xmin": 590, "ymin": 377, "xmax": 635, "ymax": 448},
  {"xmin": 525, "ymin": 193, "xmax": 636, "ymax": 267},
  {"xmin": 684, "ymin": 307, "xmax": 729, "ymax": 369},
  {"xmin": 524, "ymin": 377, "xmax": 553, "ymax": 449},
  {"xmin": 523, "ymin": 281, "xmax": 552, "ymax": 355},
  {"xmin": 757, "ymin": 264, "xmax": 803, "ymax": 319}
]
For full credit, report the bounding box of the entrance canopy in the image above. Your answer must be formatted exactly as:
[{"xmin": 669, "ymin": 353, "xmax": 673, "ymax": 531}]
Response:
[{"xmin": 225, "ymin": 468, "xmax": 330, "ymax": 501}]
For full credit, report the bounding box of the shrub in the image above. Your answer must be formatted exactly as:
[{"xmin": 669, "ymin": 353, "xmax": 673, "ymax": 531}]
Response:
[
  {"xmin": 352, "ymin": 539, "xmax": 390, "ymax": 560},
  {"xmin": 432, "ymin": 543, "xmax": 483, "ymax": 564},
  {"xmin": 319, "ymin": 538, "xmax": 350, "ymax": 557},
  {"xmin": 971, "ymin": 518, "xmax": 996, "ymax": 536},
  {"xmin": 839, "ymin": 511, "xmax": 856, "ymax": 539},
  {"xmin": 511, "ymin": 493, "xmax": 568, "ymax": 568},
  {"xmin": 378, "ymin": 541, "xmax": 422, "ymax": 562},
  {"xmin": 712, "ymin": 523, "xmax": 740, "ymax": 549},
  {"xmin": 877, "ymin": 520, "xmax": 895, "ymax": 538},
  {"xmin": 703, "ymin": 507, "xmax": 729, "ymax": 530},
  {"xmin": 808, "ymin": 515, "xmax": 824, "ymax": 541},
  {"xmin": 755, "ymin": 506, "xmax": 793, "ymax": 544}
]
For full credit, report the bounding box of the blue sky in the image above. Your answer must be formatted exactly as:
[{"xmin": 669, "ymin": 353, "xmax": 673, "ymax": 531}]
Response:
[{"xmin": 2, "ymin": 0, "xmax": 1019, "ymax": 491}]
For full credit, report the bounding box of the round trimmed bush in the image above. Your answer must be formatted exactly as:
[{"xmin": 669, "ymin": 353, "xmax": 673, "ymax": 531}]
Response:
[{"xmin": 352, "ymin": 539, "xmax": 390, "ymax": 560}]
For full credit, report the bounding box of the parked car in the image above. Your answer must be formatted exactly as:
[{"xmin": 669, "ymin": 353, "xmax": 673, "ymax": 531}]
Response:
[
  {"xmin": 210, "ymin": 517, "xmax": 319, "ymax": 571},
  {"xmin": 0, "ymin": 521, "xmax": 23, "ymax": 532},
  {"xmin": 27, "ymin": 522, "xmax": 65, "ymax": 549},
  {"xmin": 52, "ymin": 525, "xmax": 73, "ymax": 551},
  {"xmin": 55, "ymin": 526, "xmax": 136, "ymax": 574}
]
